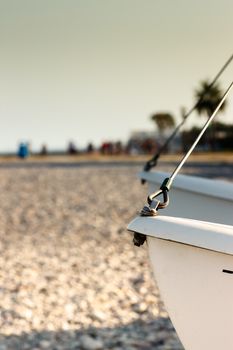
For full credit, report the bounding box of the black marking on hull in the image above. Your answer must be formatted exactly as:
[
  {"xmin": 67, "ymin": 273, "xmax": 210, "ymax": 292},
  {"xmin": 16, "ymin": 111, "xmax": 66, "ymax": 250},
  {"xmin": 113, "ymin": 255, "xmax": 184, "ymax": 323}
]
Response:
[{"xmin": 222, "ymin": 269, "xmax": 233, "ymax": 274}]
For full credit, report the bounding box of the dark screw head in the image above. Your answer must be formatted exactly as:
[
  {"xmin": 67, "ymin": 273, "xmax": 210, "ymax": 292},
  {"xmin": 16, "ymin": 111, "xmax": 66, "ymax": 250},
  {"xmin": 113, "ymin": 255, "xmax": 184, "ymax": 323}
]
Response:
[{"xmin": 133, "ymin": 232, "xmax": 146, "ymax": 247}]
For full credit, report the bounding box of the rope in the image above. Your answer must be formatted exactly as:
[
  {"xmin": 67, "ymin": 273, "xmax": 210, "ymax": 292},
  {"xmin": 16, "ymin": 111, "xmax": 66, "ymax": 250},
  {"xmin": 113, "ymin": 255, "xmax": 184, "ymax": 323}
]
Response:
[
  {"xmin": 168, "ymin": 81, "xmax": 233, "ymax": 186},
  {"xmin": 142, "ymin": 53, "xmax": 233, "ymax": 178},
  {"xmin": 141, "ymin": 81, "xmax": 233, "ymax": 216}
]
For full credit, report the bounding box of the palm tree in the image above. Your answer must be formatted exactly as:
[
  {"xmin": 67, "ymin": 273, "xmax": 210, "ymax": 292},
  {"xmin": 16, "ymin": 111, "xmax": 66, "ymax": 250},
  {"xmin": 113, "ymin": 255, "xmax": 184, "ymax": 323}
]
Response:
[
  {"xmin": 151, "ymin": 112, "xmax": 175, "ymax": 153},
  {"xmin": 151, "ymin": 112, "xmax": 175, "ymax": 135},
  {"xmin": 195, "ymin": 80, "xmax": 227, "ymax": 115},
  {"xmin": 195, "ymin": 80, "xmax": 227, "ymax": 150}
]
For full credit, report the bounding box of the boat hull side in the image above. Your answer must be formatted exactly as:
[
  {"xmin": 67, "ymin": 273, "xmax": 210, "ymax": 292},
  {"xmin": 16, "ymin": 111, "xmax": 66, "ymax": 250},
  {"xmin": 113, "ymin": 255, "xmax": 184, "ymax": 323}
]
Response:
[
  {"xmin": 147, "ymin": 181, "xmax": 233, "ymax": 225},
  {"xmin": 147, "ymin": 236, "xmax": 233, "ymax": 350}
]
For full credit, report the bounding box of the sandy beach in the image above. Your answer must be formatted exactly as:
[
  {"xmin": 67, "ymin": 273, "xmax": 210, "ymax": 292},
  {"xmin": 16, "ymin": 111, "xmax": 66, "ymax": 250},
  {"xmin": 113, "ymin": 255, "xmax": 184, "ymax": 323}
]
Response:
[{"xmin": 0, "ymin": 161, "xmax": 232, "ymax": 349}]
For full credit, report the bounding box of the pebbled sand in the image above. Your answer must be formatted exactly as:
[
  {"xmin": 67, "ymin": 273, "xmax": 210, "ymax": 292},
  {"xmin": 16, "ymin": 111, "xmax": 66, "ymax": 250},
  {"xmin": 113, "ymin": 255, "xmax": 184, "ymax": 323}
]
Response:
[{"xmin": 0, "ymin": 164, "xmax": 231, "ymax": 349}]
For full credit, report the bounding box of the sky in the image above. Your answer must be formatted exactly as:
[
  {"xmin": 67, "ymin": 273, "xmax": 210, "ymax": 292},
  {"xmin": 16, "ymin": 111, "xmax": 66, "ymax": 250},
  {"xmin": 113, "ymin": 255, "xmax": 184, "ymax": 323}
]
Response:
[{"xmin": 0, "ymin": 0, "xmax": 233, "ymax": 152}]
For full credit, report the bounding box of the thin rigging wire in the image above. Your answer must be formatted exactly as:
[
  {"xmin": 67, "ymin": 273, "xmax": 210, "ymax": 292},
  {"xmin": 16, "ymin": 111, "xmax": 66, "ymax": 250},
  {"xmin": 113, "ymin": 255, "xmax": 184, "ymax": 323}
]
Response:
[
  {"xmin": 168, "ymin": 81, "xmax": 233, "ymax": 186},
  {"xmin": 145, "ymin": 81, "xmax": 233, "ymax": 214},
  {"xmin": 143, "ymin": 53, "xmax": 233, "ymax": 174}
]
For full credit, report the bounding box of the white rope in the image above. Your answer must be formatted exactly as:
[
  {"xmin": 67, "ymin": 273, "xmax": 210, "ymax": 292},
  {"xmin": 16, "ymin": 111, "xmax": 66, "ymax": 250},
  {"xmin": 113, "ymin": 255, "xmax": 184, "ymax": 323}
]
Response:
[
  {"xmin": 168, "ymin": 81, "xmax": 233, "ymax": 186},
  {"xmin": 143, "ymin": 81, "xmax": 233, "ymax": 216}
]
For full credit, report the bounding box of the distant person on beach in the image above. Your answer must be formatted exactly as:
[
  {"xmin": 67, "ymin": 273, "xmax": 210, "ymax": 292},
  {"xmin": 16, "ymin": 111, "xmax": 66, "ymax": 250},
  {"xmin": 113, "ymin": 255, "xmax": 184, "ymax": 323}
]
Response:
[
  {"xmin": 87, "ymin": 142, "xmax": 94, "ymax": 153},
  {"xmin": 40, "ymin": 144, "xmax": 48, "ymax": 156},
  {"xmin": 67, "ymin": 141, "xmax": 78, "ymax": 155},
  {"xmin": 100, "ymin": 142, "xmax": 113, "ymax": 155},
  {"xmin": 18, "ymin": 142, "xmax": 29, "ymax": 159}
]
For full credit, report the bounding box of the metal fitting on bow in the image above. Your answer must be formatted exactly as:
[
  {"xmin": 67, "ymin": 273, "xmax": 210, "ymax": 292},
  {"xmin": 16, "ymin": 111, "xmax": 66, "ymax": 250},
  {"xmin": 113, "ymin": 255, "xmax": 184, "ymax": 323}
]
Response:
[{"xmin": 140, "ymin": 177, "xmax": 170, "ymax": 217}]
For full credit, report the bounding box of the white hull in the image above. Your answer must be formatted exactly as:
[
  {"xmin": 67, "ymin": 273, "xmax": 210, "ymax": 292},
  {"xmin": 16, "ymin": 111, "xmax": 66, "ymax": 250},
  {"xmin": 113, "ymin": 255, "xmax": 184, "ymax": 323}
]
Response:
[
  {"xmin": 128, "ymin": 173, "xmax": 233, "ymax": 350},
  {"xmin": 148, "ymin": 236, "xmax": 233, "ymax": 350},
  {"xmin": 140, "ymin": 171, "xmax": 233, "ymax": 225}
]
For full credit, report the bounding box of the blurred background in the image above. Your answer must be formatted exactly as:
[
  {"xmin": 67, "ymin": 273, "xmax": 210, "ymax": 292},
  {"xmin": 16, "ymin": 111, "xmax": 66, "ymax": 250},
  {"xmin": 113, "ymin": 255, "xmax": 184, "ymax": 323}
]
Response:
[
  {"xmin": 0, "ymin": 1, "xmax": 232, "ymax": 349},
  {"xmin": 0, "ymin": 0, "xmax": 232, "ymax": 156}
]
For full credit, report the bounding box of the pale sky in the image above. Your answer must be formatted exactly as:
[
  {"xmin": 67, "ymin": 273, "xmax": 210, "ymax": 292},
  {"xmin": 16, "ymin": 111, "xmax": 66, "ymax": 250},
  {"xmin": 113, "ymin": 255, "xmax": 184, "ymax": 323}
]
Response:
[{"xmin": 0, "ymin": 0, "xmax": 232, "ymax": 152}]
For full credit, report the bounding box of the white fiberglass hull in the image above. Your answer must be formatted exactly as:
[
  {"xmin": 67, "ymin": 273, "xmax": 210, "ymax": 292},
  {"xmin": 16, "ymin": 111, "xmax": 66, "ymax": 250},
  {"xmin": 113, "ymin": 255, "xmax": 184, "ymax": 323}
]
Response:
[
  {"xmin": 128, "ymin": 170, "xmax": 233, "ymax": 350},
  {"xmin": 148, "ymin": 236, "xmax": 233, "ymax": 350},
  {"xmin": 140, "ymin": 171, "xmax": 233, "ymax": 225}
]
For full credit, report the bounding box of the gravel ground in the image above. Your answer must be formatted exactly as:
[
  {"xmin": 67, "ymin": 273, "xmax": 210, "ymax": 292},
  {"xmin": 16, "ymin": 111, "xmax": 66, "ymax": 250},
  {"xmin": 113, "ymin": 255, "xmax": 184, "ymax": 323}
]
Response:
[{"xmin": 0, "ymin": 163, "xmax": 231, "ymax": 350}]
